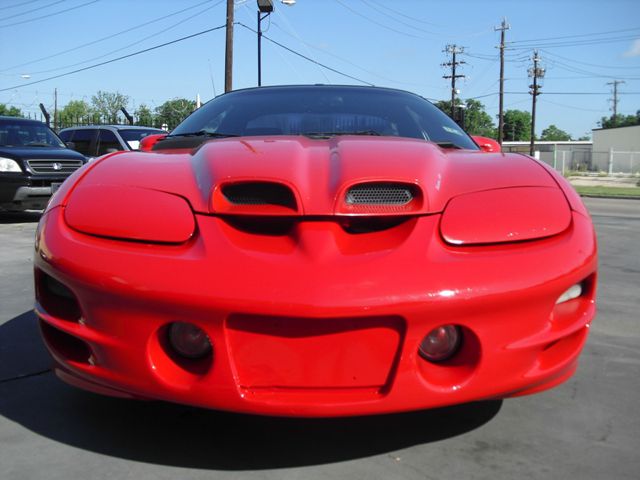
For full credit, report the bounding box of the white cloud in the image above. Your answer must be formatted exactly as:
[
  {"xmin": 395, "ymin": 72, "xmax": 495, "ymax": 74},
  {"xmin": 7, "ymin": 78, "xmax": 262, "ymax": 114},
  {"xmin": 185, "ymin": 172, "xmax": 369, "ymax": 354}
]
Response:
[{"xmin": 623, "ymin": 39, "xmax": 640, "ymax": 57}]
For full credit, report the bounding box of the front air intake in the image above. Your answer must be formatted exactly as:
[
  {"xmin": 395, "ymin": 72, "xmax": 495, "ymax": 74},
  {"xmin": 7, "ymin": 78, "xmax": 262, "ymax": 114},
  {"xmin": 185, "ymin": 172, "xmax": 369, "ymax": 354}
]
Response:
[
  {"xmin": 222, "ymin": 182, "xmax": 297, "ymax": 210},
  {"xmin": 346, "ymin": 183, "xmax": 414, "ymax": 206}
]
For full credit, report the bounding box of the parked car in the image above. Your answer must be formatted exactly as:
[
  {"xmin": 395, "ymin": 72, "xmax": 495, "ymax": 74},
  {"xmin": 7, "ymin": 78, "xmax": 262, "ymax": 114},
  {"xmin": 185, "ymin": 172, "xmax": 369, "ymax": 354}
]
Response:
[
  {"xmin": 34, "ymin": 85, "xmax": 597, "ymax": 417},
  {"xmin": 58, "ymin": 125, "xmax": 165, "ymax": 158},
  {"xmin": 0, "ymin": 116, "xmax": 86, "ymax": 211}
]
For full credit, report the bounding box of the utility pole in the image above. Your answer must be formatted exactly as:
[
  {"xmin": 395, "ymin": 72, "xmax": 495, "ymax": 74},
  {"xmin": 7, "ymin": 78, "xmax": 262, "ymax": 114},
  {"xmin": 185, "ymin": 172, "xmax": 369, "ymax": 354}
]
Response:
[
  {"xmin": 442, "ymin": 45, "xmax": 466, "ymax": 119},
  {"xmin": 495, "ymin": 18, "xmax": 510, "ymax": 145},
  {"xmin": 528, "ymin": 50, "xmax": 545, "ymax": 156},
  {"xmin": 607, "ymin": 80, "xmax": 625, "ymax": 124},
  {"xmin": 53, "ymin": 88, "xmax": 58, "ymax": 131},
  {"xmin": 224, "ymin": 0, "xmax": 234, "ymax": 93}
]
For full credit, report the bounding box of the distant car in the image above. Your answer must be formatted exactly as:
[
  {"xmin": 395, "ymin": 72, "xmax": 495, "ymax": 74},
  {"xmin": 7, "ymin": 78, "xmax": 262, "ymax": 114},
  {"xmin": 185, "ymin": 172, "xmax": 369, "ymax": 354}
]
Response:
[
  {"xmin": 0, "ymin": 116, "xmax": 86, "ymax": 212},
  {"xmin": 58, "ymin": 125, "xmax": 165, "ymax": 158},
  {"xmin": 34, "ymin": 85, "xmax": 597, "ymax": 417}
]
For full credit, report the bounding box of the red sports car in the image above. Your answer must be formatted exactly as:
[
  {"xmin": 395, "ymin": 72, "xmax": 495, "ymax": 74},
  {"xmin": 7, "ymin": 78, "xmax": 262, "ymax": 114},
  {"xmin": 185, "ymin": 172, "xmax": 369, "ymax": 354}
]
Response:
[{"xmin": 34, "ymin": 85, "xmax": 597, "ymax": 417}]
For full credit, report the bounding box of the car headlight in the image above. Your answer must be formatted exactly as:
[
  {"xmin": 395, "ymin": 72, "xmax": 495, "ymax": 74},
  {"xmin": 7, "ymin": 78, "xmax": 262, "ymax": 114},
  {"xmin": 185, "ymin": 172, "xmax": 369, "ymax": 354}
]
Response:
[
  {"xmin": 440, "ymin": 186, "xmax": 571, "ymax": 245},
  {"xmin": 0, "ymin": 157, "xmax": 22, "ymax": 172},
  {"xmin": 64, "ymin": 184, "xmax": 195, "ymax": 244}
]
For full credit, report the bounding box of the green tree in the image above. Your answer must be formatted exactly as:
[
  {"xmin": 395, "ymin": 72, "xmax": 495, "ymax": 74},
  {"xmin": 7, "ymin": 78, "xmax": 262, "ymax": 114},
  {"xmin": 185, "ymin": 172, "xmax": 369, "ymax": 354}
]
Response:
[
  {"xmin": 155, "ymin": 98, "xmax": 196, "ymax": 130},
  {"xmin": 463, "ymin": 99, "xmax": 496, "ymax": 137},
  {"xmin": 598, "ymin": 110, "xmax": 640, "ymax": 129},
  {"xmin": 135, "ymin": 104, "xmax": 155, "ymax": 127},
  {"xmin": 91, "ymin": 91, "xmax": 129, "ymax": 124},
  {"xmin": 59, "ymin": 100, "xmax": 91, "ymax": 128},
  {"xmin": 503, "ymin": 109, "xmax": 532, "ymax": 141},
  {"xmin": 431, "ymin": 99, "xmax": 496, "ymax": 137},
  {"xmin": 540, "ymin": 124, "xmax": 572, "ymax": 141},
  {"xmin": 0, "ymin": 104, "xmax": 22, "ymax": 117}
]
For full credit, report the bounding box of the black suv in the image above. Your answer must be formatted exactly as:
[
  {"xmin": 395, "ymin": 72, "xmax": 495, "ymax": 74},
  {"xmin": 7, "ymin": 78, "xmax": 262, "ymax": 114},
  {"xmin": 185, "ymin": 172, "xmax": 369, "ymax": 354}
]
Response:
[{"xmin": 0, "ymin": 116, "xmax": 87, "ymax": 211}]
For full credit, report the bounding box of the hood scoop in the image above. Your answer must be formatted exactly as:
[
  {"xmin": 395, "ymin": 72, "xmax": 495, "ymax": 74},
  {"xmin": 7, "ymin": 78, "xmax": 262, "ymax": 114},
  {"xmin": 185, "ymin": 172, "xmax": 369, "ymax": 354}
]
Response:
[
  {"xmin": 345, "ymin": 182, "xmax": 414, "ymax": 206},
  {"xmin": 214, "ymin": 181, "xmax": 300, "ymax": 215}
]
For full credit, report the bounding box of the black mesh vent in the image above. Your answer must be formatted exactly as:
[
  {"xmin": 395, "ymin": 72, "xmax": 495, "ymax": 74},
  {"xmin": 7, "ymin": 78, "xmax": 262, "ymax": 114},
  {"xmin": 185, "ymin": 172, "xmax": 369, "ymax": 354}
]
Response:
[
  {"xmin": 346, "ymin": 183, "xmax": 414, "ymax": 205},
  {"xmin": 222, "ymin": 182, "xmax": 297, "ymax": 209}
]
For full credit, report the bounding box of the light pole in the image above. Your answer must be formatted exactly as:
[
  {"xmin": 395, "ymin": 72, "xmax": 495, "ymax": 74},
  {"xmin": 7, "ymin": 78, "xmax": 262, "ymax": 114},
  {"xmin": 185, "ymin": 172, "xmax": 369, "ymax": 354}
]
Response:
[
  {"xmin": 257, "ymin": 0, "xmax": 274, "ymax": 87},
  {"xmin": 257, "ymin": 0, "xmax": 295, "ymax": 86}
]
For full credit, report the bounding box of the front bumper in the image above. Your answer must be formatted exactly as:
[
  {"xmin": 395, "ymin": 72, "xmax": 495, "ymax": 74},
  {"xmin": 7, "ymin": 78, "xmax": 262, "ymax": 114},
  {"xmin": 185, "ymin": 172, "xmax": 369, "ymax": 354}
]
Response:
[
  {"xmin": 34, "ymin": 207, "xmax": 597, "ymax": 416},
  {"xmin": 1, "ymin": 174, "xmax": 66, "ymax": 210}
]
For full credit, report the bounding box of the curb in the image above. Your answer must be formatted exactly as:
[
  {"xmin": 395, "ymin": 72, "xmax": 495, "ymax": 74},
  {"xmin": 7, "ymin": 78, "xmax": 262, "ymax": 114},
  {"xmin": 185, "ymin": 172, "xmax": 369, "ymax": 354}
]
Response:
[{"xmin": 579, "ymin": 194, "xmax": 640, "ymax": 200}]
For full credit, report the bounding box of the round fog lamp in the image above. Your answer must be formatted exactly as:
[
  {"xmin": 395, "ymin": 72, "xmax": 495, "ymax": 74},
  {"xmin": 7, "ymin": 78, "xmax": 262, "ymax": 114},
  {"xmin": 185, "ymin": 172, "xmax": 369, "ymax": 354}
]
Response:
[
  {"xmin": 168, "ymin": 322, "xmax": 212, "ymax": 359},
  {"xmin": 419, "ymin": 325, "xmax": 462, "ymax": 362}
]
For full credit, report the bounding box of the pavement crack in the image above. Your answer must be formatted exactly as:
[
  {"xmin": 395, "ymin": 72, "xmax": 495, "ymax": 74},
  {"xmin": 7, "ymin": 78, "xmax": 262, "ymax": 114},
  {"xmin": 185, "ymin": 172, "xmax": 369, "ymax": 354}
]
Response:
[{"xmin": 0, "ymin": 368, "xmax": 52, "ymax": 384}]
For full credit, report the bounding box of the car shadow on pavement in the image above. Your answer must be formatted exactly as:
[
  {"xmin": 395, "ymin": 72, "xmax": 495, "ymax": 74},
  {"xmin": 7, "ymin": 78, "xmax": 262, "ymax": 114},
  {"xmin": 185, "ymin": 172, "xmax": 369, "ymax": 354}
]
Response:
[
  {"xmin": 0, "ymin": 311, "xmax": 502, "ymax": 469},
  {"xmin": 0, "ymin": 211, "xmax": 41, "ymax": 224}
]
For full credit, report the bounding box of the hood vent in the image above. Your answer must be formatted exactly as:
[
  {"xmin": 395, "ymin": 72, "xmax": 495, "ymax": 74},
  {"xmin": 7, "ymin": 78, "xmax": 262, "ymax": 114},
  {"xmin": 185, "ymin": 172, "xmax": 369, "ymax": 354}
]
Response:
[
  {"xmin": 222, "ymin": 182, "xmax": 297, "ymax": 210},
  {"xmin": 346, "ymin": 183, "xmax": 414, "ymax": 206}
]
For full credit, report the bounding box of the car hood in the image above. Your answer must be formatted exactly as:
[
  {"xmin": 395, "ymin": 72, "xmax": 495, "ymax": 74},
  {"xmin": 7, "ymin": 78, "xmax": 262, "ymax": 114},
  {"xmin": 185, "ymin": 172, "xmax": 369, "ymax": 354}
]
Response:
[
  {"xmin": 74, "ymin": 136, "xmax": 559, "ymax": 215},
  {"xmin": 0, "ymin": 145, "xmax": 86, "ymax": 161}
]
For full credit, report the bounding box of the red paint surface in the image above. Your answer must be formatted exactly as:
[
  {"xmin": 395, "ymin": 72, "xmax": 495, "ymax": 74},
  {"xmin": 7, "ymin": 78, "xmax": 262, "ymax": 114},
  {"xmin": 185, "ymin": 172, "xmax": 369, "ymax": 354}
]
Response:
[{"xmin": 34, "ymin": 135, "xmax": 598, "ymax": 417}]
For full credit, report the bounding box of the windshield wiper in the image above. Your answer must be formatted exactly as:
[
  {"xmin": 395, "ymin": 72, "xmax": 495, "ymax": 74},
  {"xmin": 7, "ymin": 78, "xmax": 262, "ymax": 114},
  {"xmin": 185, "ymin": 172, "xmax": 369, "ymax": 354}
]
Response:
[
  {"xmin": 168, "ymin": 130, "xmax": 239, "ymax": 138},
  {"xmin": 25, "ymin": 142, "xmax": 57, "ymax": 147},
  {"xmin": 433, "ymin": 141, "xmax": 464, "ymax": 149},
  {"xmin": 304, "ymin": 130, "xmax": 381, "ymax": 139}
]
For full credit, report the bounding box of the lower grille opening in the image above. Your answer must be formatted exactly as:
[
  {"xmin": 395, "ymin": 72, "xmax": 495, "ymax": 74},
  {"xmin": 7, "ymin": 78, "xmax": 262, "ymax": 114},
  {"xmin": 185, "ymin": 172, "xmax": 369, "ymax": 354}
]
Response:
[
  {"xmin": 340, "ymin": 216, "xmax": 410, "ymax": 234},
  {"xmin": 224, "ymin": 216, "xmax": 296, "ymax": 236},
  {"xmin": 35, "ymin": 269, "xmax": 82, "ymax": 321},
  {"xmin": 40, "ymin": 320, "xmax": 92, "ymax": 364}
]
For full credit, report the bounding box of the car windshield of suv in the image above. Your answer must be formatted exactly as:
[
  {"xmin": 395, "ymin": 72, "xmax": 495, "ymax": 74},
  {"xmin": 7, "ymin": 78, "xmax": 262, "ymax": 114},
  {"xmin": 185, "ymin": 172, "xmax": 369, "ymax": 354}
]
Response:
[
  {"xmin": 170, "ymin": 86, "xmax": 478, "ymax": 150},
  {"xmin": 118, "ymin": 128, "xmax": 163, "ymax": 150},
  {"xmin": 0, "ymin": 119, "xmax": 65, "ymax": 148}
]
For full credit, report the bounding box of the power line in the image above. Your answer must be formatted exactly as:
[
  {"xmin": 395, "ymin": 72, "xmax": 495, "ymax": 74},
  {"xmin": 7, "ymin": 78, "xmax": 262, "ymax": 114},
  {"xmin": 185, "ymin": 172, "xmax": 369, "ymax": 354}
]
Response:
[
  {"xmin": 358, "ymin": 0, "xmax": 440, "ymax": 35},
  {"xmin": 0, "ymin": 0, "xmax": 64, "ymax": 22},
  {"xmin": 1, "ymin": 0, "xmax": 219, "ymax": 73},
  {"xmin": 540, "ymin": 49, "xmax": 640, "ymax": 71},
  {"xmin": 236, "ymin": 22, "xmax": 374, "ymax": 86},
  {"xmin": 0, "ymin": 0, "xmax": 100, "ymax": 29},
  {"xmin": 333, "ymin": 0, "xmax": 420, "ymax": 39},
  {"xmin": 25, "ymin": 3, "xmax": 219, "ymax": 76},
  {"xmin": 0, "ymin": 24, "xmax": 227, "ymax": 92},
  {"xmin": 270, "ymin": 21, "xmax": 441, "ymax": 89},
  {"xmin": 507, "ymin": 34, "xmax": 640, "ymax": 50},
  {"xmin": 3, "ymin": 0, "xmax": 44, "ymax": 9},
  {"xmin": 511, "ymin": 26, "xmax": 640, "ymax": 44}
]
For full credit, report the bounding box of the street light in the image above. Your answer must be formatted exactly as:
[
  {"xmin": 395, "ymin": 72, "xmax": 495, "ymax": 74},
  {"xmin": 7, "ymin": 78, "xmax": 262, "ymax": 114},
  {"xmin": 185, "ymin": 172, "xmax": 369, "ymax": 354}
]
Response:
[
  {"xmin": 257, "ymin": 0, "xmax": 273, "ymax": 87},
  {"xmin": 257, "ymin": 0, "xmax": 295, "ymax": 86}
]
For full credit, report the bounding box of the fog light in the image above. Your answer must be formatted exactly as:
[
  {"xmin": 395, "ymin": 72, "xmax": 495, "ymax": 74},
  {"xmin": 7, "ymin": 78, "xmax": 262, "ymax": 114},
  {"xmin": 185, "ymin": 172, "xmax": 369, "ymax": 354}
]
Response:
[
  {"xmin": 419, "ymin": 325, "xmax": 462, "ymax": 362},
  {"xmin": 556, "ymin": 283, "xmax": 583, "ymax": 304},
  {"xmin": 168, "ymin": 322, "xmax": 212, "ymax": 359}
]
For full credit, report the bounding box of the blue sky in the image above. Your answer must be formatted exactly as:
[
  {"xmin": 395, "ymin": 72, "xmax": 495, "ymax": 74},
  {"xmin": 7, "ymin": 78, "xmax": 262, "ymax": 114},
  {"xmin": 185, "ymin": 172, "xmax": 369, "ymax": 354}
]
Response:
[{"xmin": 1, "ymin": 0, "xmax": 639, "ymax": 138}]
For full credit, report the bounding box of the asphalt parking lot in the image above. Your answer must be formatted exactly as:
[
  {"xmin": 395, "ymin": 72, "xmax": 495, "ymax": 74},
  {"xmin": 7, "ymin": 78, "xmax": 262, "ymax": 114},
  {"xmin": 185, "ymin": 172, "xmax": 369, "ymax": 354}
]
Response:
[{"xmin": 1, "ymin": 198, "xmax": 638, "ymax": 480}]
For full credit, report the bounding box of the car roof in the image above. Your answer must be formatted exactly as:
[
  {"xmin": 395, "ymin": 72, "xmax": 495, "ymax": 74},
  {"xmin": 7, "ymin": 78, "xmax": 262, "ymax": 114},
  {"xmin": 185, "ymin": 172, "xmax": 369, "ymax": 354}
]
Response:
[
  {"xmin": 214, "ymin": 84, "xmax": 427, "ymax": 101},
  {"xmin": 0, "ymin": 116, "xmax": 48, "ymax": 126},
  {"xmin": 59, "ymin": 125, "xmax": 163, "ymax": 132}
]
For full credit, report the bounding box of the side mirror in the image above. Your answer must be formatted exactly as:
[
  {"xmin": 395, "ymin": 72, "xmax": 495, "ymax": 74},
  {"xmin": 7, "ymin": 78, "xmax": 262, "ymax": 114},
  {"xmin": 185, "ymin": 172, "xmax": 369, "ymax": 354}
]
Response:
[
  {"xmin": 471, "ymin": 136, "xmax": 501, "ymax": 153},
  {"xmin": 65, "ymin": 141, "xmax": 77, "ymax": 150},
  {"xmin": 139, "ymin": 134, "xmax": 168, "ymax": 152}
]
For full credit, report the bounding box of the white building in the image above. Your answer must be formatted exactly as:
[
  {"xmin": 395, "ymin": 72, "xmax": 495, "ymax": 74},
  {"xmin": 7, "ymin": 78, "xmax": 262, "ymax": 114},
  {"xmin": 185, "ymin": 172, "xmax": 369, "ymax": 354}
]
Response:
[{"xmin": 592, "ymin": 125, "xmax": 640, "ymax": 174}]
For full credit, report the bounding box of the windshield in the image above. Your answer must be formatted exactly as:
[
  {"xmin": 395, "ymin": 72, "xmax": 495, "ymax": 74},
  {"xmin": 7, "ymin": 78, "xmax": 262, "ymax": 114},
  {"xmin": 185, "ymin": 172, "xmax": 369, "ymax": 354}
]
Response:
[
  {"xmin": 170, "ymin": 86, "xmax": 478, "ymax": 150},
  {"xmin": 0, "ymin": 119, "xmax": 65, "ymax": 148},
  {"xmin": 118, "ymin": 128, "xmax": 163, "ymax": 150}
]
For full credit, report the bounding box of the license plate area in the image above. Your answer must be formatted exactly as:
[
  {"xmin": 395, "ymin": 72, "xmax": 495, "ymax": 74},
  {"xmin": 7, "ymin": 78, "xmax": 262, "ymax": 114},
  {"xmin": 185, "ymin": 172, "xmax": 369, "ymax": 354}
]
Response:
[{"xmin": 226, "ymin": 315, "xmax": 405, "ymax": 391}]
